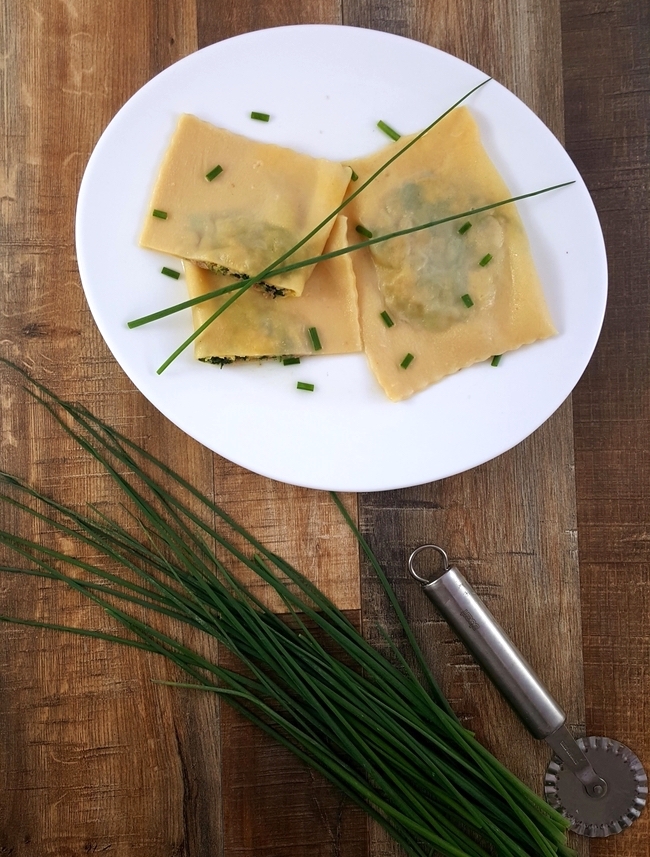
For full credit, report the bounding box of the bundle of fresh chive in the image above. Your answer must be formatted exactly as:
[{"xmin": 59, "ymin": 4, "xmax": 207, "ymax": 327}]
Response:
[{"xmin": 0, "ymin": 363, "xmax": 575, "ymax": 857}]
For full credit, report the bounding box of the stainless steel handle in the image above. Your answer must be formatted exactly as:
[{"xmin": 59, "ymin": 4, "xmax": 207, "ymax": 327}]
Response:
[
  {"xmin": 421, "ymin": 563, "xmax": 565, "ymax": 739},
  {"xmin": 410, "ymin": 546, "xmax": 607, "ymax": 797}
]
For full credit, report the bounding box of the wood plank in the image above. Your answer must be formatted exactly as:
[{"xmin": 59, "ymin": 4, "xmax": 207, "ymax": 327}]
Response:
[
  {"xmin": 1, "ymin": 0, "xmax": 366, "ymax": 854},
  {"xmin": 0, "ymin": 2, "xmax": 219, "ymax": 853},
  {"xmin": 562, "ymin": 0, "xmax": 650, "ymax": 854},
  {"xmin": 3, "ymin": 0, "xmax": 643, "ymax": 855},
  {"xmin": 191, "ymin": 5, "xmax": 368, "ymax": 856},
  {"xmin": 347, "ymin": 1, "xmax": 587, "ymax": 855}
]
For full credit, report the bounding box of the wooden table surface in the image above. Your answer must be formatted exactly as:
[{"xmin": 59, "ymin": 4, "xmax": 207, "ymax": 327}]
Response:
[{"xmin": 0, "ymin": 1, "xmax": 647, "ymax": 855}]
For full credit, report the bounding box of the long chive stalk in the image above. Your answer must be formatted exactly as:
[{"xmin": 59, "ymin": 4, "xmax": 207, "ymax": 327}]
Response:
[
  {"xmin": 0, "ymin": 361, "xmax": 575, "ymax": 857},
  {"xmin": 134, "ymin": 77, "xmax": 573, "ymax": 375},
  {"xmin": 134, "ymin": 80, "xmax": 492, "ymax": 369},
  {"xmin": 130, "ymin": 182, "xmax": 573, "ymax": 336}
]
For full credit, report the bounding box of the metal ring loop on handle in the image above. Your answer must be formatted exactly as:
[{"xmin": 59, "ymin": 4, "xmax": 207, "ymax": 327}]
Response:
[{"xmin": 408, "ymin": 544, "xmax": 449, "ymax": 585}]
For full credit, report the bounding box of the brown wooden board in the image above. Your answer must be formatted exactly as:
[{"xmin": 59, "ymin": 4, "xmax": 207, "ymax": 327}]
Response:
[
  {"xmin": 0, "ymin": 0, "xmax": 647, "ymax": 855},
  {"xmin": 562, "ymin": 0, "xmax": 650, "ymax": 854}
]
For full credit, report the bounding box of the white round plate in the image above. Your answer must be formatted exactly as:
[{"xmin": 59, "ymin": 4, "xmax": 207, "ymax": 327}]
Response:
[{"xmin": 76, "ymin": 25, "xmax": 606, "ymax": 492}]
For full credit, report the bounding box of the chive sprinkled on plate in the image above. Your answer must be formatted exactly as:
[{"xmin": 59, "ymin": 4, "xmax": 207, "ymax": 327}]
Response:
[
  {"xmin": 491, "ymin": 354, "xmax": 502, "ymax": 367},
  {"xmin": 297, "ymin": 381, "xmax": 314, "ymax": 391},
  {"xmin": 282, "ymin": 356, "xmax": 300, "ymax": 366},
  {"xmin": 356, "ymin": 224, "xmax": 373, "ymax": 239},
  {"xmin": 161, "ymin": 266, "xmax": 180, "ymax": 280},
  {"xmin": 458, "ymin": 221, "xmax": 472, "ymax": 235},
  {"xmin": 400, "ymin": 353, "xmax": 414, "ymax": 369},
  {"xmin": 205, "ymin": 165, "xmax": 223, "ymax": 181},
  {"xmin": 380, "ymin": 310, "xmax": 394, "ymax": 328},
  {"xmin": 308, "ymin": 327, "xmax": 322, "ymax": 351},
  {"xmin": 479, "ymin": 253, "xmax": 493, "ymax": 267},
  {"xmin": 152, "ymin": 209, "xmax": 167, "ymax": 219},
  {"xmin": 251, "ymin": 111, "xmax": 270, "ymax": 122},
  {"xmin": 377, "ymin": 120, "xmax": 400, "ymax": 141},
  {"xmin": 461, "ymin": 293, "xmax": 474, "ymax": 308},
  {"xmin": 349, "ymin": 168, "xmax": 359, "ymax": 181}
]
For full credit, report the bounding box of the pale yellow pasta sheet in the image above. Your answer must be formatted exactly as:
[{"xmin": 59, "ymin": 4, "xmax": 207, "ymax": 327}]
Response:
[
  {"xmin": 140, "ymin": 114, "xmax": 351, "ymax": 296},
  {"xmin": 345, "ymin": 107, "xmax": 556, "ymax": 401},
  {"xmin": 186, "ymin": 216, "xmax": 362, "ymax": 361}
]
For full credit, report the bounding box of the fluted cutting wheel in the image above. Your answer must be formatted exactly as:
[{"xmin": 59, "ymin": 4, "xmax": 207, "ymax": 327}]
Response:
[{"xmin": 544, "ymin": 736, "xmax": 647, "ymax": 837}]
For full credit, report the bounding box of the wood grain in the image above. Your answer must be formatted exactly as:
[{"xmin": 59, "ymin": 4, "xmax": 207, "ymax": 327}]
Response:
[
  {"xmin": 0, "ymin": 3, "xmax": 222, "ymax": 852},
  {"xmin": 357, "ymin": 404, "xmax": 588, "ymax": 857},
  {"xmin": 0, "ymin": 0, "xmax": 359, "ymax": 853},
  {"xmin": 346, "ymin": 1, "xmax": 584, "ymax": 855},
  {"xmin": 562, "ymin": 0, "xmax": 650, "ymax": 854},
  {"xmin": 0, "ymin": 0, "xmax": 646, "ymax": 855}
]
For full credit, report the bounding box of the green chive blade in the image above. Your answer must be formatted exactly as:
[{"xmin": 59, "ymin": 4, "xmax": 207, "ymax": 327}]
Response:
[
  {"xmin": 479, "ymin": 253, "xmax": 493, "ymax": 267},
  {"xmin": 491, "ymin": 354, "xmax": 502, "ymax": 367},
  {"xmin": 296, "ymin": 381, "xmax": 314, "ymax": 391},
  {"xmin": 157, "ymin": 281, "xmax": 255, "ymax": 374},
  {"xmin": 161, "ymin": 267, "xmax": 181, "ymax": 280},
  {"xmin": 205, "ymin": 165, "xmax": 223, "ymax": 182},
  {"xmin": 400, "ymin": 353, "xmax": 414, "ymax": 369},
  {"xmin": 380, "ymin": 311, "xmax": 394, "ymax": 328},
  {"xmin": 461, "ymin": 294, "xmax": 474, "ymax": 308},
  {"xmin": 377, "ymin": 120, "xmax": 401, "ymax": 141},
  {"xmin": 152, "ymin": 209, "xmax": 168, "ymax": 220},
  {"xmin": 356, "ymin": 224, "xmax": 373, "ymax": 240},
  {"xmin": 349, "ymin": 168, "xmax": 359, "ymax": 182},
  {"xmin": 282, "ymin": 357, "xmax": 300, "ymax": 366},
  {"xmin": 308, "ymin": 327, "xmax": 322, "ymax": 352},
  {"xmin": 251, "ymin": 111, "xmax": 270, "ymax": 122},
  {"xmin": 458, "ymin": 221, "xmax": 472, "ymax": 235},
  {"xmin": 0, "ymin": 360, "xmax": 577, "ymax": 857},
  {"xmin": 145, "ymin": 181, "xmax": 573, "ymax": 349}
]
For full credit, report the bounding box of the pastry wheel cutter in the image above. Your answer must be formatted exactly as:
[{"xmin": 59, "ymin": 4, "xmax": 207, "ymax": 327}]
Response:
[{"xmin": 408, "ymin": 545, "xmax": 647, "ymax": 837}]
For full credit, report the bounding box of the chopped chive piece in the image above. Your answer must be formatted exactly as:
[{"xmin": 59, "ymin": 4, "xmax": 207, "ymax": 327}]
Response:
[
  {"xmin": 161, "ymin": 267, "xmax": 181, "ymax": 280},
  {"xmin": 251, "ymin": 111, "xmax": 270, "ymax": 122},
  {"xmin": 152, "ymin": 209, "xmax": 167, "ymax": 220},
  {"xmin": 356, "ymin": 224, "xmax": 373, "ymax": 239},
  {"xmin": 479, "ymin": 253, "xmax": 493, "ymax": 267},
  {"xmin": 491, "ymin": 354, "xmax": 502, "ymax": 367},
  {"xmin": 308, "ymin": 327, "xmax": 322, "ymax": 351},
  {"xmin": 461, "ymin": 293, "xmax": 474, "ymax": 308},
  {"xmin": 350, "ymin": 168, "xmax": 359, "ymax": 181},
  {"xmin": 380, "ymin": 311, "xmax": 394, "ymax": 328},
  {"xmin": 400, "ymin": 353, "xmax": 414, "ymax": 369},
  {"xmin": 282, "ymin": 357, "xmax": 300, "ymax": 366},
  {"xmin": 205, "ymin": 165, "xmax": 223, "ymax": 181},
  {"xmin": 458, "ymin": 221, "xmax": 472, "ymax": 235},
  {"xmin": 377, "ymin": 120, "xmax": 401, "ymax": 141},
  {"xmin": 297, "ymin": 381, "xmax": 314, "ymax": 392}
]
